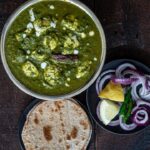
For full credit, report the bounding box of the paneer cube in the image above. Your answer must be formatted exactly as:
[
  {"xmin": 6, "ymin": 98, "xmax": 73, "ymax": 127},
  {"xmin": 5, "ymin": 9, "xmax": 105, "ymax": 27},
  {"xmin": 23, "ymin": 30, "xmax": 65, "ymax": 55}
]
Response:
[{"xmin": 22, "ymin": 61, "xmax": 39, "ymax": 77}]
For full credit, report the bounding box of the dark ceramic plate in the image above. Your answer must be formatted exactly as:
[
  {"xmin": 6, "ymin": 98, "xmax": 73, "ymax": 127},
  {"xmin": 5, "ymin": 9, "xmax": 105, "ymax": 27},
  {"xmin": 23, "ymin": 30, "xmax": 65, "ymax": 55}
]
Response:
[
  {"xmin": 86, "ymin": 59, "xmax": 150, "ymax": 134},
  {"xmin": 18, "ymin": 99, "xmax": 94, "ymax": 150}
]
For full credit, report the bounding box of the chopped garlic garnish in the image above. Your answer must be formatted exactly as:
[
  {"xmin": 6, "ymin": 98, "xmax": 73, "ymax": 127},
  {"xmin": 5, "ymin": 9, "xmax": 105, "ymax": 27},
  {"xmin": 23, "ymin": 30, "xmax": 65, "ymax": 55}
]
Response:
[
  {"xmin": 65, "ymin": 83, "xmax": 70, "ymax": 87},
  {"xmin": 81, "ymin": 33, "xmax": 86, "ymax": 38},
  {"xmin": 36, "ymin": 32, "xmax": 40, "ymax": 37},
  {"xmin": 50, "ymin": 22, "xmax": 56, "ymax": 28},
  {"xmin": 89, "ymin": 31, "xmax": 95, "ymax": 36},
  {"xmin": 34, "ymin": 25, "xmax": 42, "ymax": 37},
  {"xmin": 22, "ymin": 34, "xmax": 26, "ymax": 38},
  {"xmin": 76, "ymin": 75, "xmax": 81, "ymax": 79},
  {"xmin": 29, "ymin": 9, "xmax": 35, "ymax": 22},
  {"xmin": 26, "ymin": 56, "xmax": 29, "ymax": 59},
  {"xmin": 34, "ymin": 24, "xmax": 41, "ymax": 31},
  {"xmin": 94, "ymin": 57, "xmax": 97, "ymax": 61},
  {"xmin": 41, "ymin": 62, "xmax": 47, "ymax": 69},
  {"xmin": 74, "ymin": 49, "xmax": 79, "ymax": 55},
  {"xmin": 27, "ymin": 22, "xmax": 33, "ymax": 29},
  {"xmin": 49, "ymin": 5, "xmax": 55, "ymax": 10},
  {"xmin": 67, "ymin": 78, "xmax": 71, "ymax": 81},
  {"xmin": 26, "ymin": 50, "xmax": 30, "ymax": 54}
]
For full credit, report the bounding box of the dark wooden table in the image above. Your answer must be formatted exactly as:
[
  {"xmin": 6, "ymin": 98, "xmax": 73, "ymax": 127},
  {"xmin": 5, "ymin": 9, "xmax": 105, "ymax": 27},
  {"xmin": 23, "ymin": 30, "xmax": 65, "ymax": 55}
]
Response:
[{"xmin": 0, "ymin": 0, "xmax": 150, "ymax": 150}]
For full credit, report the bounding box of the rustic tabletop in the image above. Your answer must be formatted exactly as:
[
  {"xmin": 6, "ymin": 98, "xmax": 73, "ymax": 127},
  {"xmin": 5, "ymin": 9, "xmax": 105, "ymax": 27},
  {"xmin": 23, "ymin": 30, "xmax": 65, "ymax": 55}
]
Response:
[{"xmin": 0, "ymin": 0, "xmax": 150, "ymax": 150}]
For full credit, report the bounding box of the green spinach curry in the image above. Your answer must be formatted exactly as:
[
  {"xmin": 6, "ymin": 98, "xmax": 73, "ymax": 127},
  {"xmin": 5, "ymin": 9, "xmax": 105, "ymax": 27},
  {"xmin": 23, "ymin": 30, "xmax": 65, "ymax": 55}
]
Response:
[{"xmin": 5, "ymin": 0, "xmax": 102, "ymax": 95}]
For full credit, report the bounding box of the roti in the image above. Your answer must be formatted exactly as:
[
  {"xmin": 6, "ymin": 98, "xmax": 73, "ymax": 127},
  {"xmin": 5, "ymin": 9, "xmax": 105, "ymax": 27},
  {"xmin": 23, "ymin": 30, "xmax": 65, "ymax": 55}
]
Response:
[{"xmin": 21, "ymin": 99, "xmax": 92, "ymax": 150}]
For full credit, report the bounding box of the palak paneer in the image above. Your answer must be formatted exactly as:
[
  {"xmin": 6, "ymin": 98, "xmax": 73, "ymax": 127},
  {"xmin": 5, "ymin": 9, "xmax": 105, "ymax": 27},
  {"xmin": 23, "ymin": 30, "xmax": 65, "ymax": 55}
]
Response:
[{"xmin": 5, "ymin": 0, "xmax": 102, "ymax": 95}]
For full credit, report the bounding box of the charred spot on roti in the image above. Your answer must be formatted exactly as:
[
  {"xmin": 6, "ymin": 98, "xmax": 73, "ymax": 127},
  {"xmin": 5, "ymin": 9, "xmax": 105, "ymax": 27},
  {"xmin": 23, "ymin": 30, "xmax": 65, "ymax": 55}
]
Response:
[
  {"xmin": 73, "ymin": 105, "xmax": 82, "ymax": 115},
  {"xmin": 54, "ymin": 101, "xmax": 60, "ymax": 110},
  {"xmin": 25, "ymin": 139, "xmax": 31, "ymax": 144},
  {"xmin": 73, "ymin": 105, "xmax": 78, "ymax": 111},
  {"xmin": 82, "ymin": 137, "xmax": 85, "ymax": 141},
  {"xmin": 79, "ymin": 112, "xmax": 82, "ymax": 115},
  {"xmin": 55, "ymin": 108, "xmax": 58, "ymax": 112},
  {"xmin": 34, "ymin": 114, "xmax": 39, "ymax": 124},
  {"xmin": 71, "ymin": 127, "xmax": 78, "ymax": 139},
  {"xmin": 43, "ymin": 125, "xmax": 52, "ymax": 141},
  {"xmin": 62, "ymin": 128, "xmax": 65, "ymax": 134},
  {"xmin": 66, "ymin": 145, "xmax": 70, "ymax": 149},
  {"xmin": 59, "ymin": 139, "xmax": 62, "ymax": 143},
  {"xmin": 54, "ymin": 101, "xmax": 64, "ymax": 110},
  {"xmin": 80, "ymin": 120, "xmax": 88, "ymax": 130},
  {"xmin": 47, "ymin": 104, "xmax": 50, "ymax": 108},
  {"xmin": 67, "ymin": 134, "xmax": 71, "ymax": 140},
  {"xmin": 61, "ymin": 123, "xmax": 64, "ymax": 127},
  {"xmin": 35, "ymin": 145, "xmax": 38, "ymax": 148},
  {"xmin": 39, "ymin": 108, "xmax": 43, "ymax": 115},
  {"xmin": 41, "ymin": 147, "xmax": 49, "ymax": 150}
]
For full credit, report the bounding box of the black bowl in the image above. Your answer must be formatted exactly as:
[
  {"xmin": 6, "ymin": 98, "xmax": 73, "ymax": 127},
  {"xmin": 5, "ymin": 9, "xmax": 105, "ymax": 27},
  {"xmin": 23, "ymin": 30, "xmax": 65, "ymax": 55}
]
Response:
[
  {"xmin": 86, "ymin": 59, "xmax": 150, "ymax": 135},
  {"xmin": 18, "ymin": 99, "xmax": 94, "ymax": 150}
]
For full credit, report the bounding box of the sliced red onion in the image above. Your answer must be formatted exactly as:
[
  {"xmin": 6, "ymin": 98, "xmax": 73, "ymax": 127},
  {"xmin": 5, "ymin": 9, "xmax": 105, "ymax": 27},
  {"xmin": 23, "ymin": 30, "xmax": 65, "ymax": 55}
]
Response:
[
  {"xmin": 111, "ymin": 77, "xmax": 137, "ymax": 85},
  {"xmin": 131, "ymin": 76, "xmax": 149, "ymax": 101},
  {"xmin": 98, "ymin": 74, "xmax": 113, "ymax": 92},
  {"xmin": 122, "ymin": 69, "xmax": 141, "ymax": 78},
  {"xmin": 96, "ymin": 79, "xmax": 101, "ymax": 95},
  {"xmin": 139, "ymin": 76, "xmax": 150, "ymax": 100},
  {"xmin": 96, "ymin": 70, "xmax": 115, "ymax": 95},
  {"xmin": 131, "ymin": 81, "xmax": 141, "ymax": 101},
  {"xmin": 119, "ymin": 115, "xmax": 137, "ymax": 131},
  {"xmin": 136, "ymin": 100, "xmax": 150, "ymax": 107},
  {"xmin": 139, "ymin": 77, "xmax": 149, "ymax": 95},
  {"xmin": 132, "ymin": 109, "xmax": 149, "ymax": 126},
  {"xmin": 132, "ymin": 100, "xmax": 150, "ymax": 113},
  {"xmin": 99, "ymin": 69, "xmax": 115, "ymax": 78},
  {"xmin": 108, "ymin": 119, "xmax": 120, "ymax": 126},
  {"xmin": 144, "ymin": 75, "xmax": 150, "ymax": 90},
  {"xmin": 145, "ymin": 79, "xmax": 150, "ymax": 90},
  {"xmin": 96, "ymin": 101, "xmax": 102, "ymax": 121},
  {"xmin": 148, "ymin": 81, "xmax": 150, "ymax": 88},
  {"xmin": 133, "ymin": 81, "xmax": 150, "ymax": 102},
  {"xmin": 130, "ymin": 74, "xmax": 150, "ymax": 102},
  {"xmin": 116, "ymin": 63, "xmax": 136, "ymax": 78},
  {"xmin": 139, "ymin": 87, "xmax": 147, "ymax": 98},
  {"xmin": 140, "ymin": 93, "xmax": 150, "ymax": 101}
]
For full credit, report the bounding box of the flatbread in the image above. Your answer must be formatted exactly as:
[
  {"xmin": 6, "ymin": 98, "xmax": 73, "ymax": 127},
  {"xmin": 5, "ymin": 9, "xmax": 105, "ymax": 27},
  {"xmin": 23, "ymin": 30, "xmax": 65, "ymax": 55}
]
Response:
[{"xmin": 22, "ymin": 99, "xmax": 92, "ymax": 150}]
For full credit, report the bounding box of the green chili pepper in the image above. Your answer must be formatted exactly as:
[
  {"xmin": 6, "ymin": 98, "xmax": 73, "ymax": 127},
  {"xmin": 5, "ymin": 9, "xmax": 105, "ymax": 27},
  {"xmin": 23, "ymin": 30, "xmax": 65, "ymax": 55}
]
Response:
[{"xmin": 119, "ymin": 89, "xmax": 134, "ymax": 123}]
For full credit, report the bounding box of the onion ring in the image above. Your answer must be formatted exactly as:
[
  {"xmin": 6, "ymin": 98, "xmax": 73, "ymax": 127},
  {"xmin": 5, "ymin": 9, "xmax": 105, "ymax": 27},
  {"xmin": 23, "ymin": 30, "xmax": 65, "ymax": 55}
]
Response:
[
  {"xmin": 116, "ymin": 63, "xmax": 136, "ymax": 78},
  {"xmin": 132, "ymin": 109, "xmax": 149, "ymax": 126},
  {"xmin": 96, "ymin": 70, "xmax": 115, "ymax": 94},
  {"xmin": 119, "ymin": 115, "xmax": 137, "ymax": 131}
]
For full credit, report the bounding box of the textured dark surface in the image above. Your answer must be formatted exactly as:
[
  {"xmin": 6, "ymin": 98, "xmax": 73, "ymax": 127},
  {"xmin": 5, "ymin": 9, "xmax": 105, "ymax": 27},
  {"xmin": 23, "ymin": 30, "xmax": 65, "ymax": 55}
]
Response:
[{"xmin": 0, "ymin": 0, "xmax": 150, "ymax": 150}]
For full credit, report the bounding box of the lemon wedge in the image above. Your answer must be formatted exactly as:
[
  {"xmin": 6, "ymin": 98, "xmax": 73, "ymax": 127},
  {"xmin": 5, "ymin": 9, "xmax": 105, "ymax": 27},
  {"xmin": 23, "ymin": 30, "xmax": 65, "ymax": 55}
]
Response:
[
  {"xmin": 99, "ymin": 81, "xmax": 124, "ymax": 102},
  {"xmin": 99, "ymin": 99, "xmax": 120, "ymax": 125}
]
